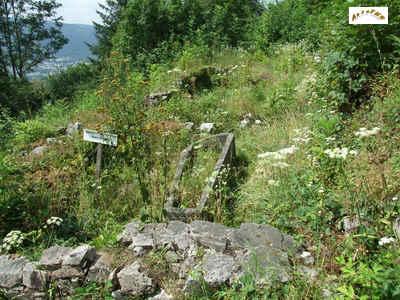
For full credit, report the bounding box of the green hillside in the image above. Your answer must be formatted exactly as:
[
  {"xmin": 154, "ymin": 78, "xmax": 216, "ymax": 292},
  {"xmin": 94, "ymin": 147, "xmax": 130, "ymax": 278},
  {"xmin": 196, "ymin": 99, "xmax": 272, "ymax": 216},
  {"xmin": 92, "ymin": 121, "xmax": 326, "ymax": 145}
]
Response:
[{"xmin": 1, "ymin": 0, "xmax": 400, "ymax": 299}]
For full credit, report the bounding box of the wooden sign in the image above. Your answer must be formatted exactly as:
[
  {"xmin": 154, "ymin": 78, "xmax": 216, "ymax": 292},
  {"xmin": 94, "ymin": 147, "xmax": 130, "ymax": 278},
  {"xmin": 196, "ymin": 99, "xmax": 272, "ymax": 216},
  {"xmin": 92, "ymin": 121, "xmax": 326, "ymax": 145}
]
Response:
[
  {"xmin": 83, "ymin": 129, "xmax": 118, "ymax": 146},
  {"xmin": 83, "ymin": 129, "xmax": 118, "ymax": 182}
]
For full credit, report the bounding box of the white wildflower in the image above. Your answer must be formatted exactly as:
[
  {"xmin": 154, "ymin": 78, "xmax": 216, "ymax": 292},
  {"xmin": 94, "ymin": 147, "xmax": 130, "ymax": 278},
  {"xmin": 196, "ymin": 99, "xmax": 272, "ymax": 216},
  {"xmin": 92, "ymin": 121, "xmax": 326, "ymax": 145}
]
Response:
[
  {"xmin": 324, "ymin": 147, "xmax": 349, "ymax": 159},
  {"xmin": 268, "ymin": 179, "xmax": 279, "ymax": 187},
  {"xmin": 392, "ymin": 196, "xmax": 398, "ymax": 201},
  {"xmin": 255, "ymin": 119, "xmax": 262, "ymax": 125},
  {"xmin": 378, "ymin": 237, "xmax": 395, "ymax": 246},
  {"xmin": 1, "ymin": 230, "xmax": 24, "ymax": 253},
  {"xmin": 355, "ymin": 127, "xmax": 380, "ymax": 138},
  {"xmin": 240, "ymin": 119, "xmax": 250, "ymax": 128},
  {"xmin": 349, "ymin": 150, "xmax": 358, "ymax": 156},
  {"xmin": 271, "ymin": 162, "xmax": 290, "ymax": 168},
  {"xmin": 258, "ymin": 145, "xmax": 298, "ymax": 161},
  {"xmin": 325, "ymin": 136, "xmax": 336, "ymax": 142},
  {"xmin": 46, "ymin": 217, "xmax": 63, "ymax": 227},
  {"xmin": 318, "ymin": 188, "xmax": 325, "ymax": 194}
]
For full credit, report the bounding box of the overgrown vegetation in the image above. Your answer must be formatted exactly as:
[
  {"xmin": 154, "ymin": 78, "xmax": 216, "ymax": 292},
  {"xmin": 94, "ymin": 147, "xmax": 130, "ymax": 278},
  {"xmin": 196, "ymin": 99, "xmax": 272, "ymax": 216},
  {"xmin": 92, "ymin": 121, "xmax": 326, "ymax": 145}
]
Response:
[{"xmin": 1, "ymin": 0, "xmax": 400, "ymax": 298}]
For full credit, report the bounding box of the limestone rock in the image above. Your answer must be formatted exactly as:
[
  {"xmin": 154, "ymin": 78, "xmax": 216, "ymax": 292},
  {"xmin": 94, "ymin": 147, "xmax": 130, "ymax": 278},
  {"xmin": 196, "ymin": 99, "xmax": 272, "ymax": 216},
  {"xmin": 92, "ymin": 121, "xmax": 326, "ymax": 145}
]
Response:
[
  {"xmin": 202, "ymin": 252, "xmax": 238, "ymax": 287},
  {"xmin": 298, "ymin": 251, "xmax": 314, "ymax": 266},
  {"xmin": 117, "ymin": 221, "xmax": 142, "ymax": 245},
  {"xmin": 117, "ymin": 262, "xmax": 154, "ymax": 297},
  {"xmin": 66, "ymin": 122, "xmax": 81, "ymax": 136},
  {"xmin": 229, "ymin": 223, "xmax": 295, "ymax": 253},
  {"xmin": 129, "ymin": 233, "xmax": 154, "ymax": 249},
  {"xmin": 22, "ymin": 262, "xmax": 48, "ymax": 291},
  {"xmin": 51, "ymin": 266, "xmax": 84, "ymax": 280},
  {"xmin": 190, "ymin": 221, "xmax": 231, "ymax": 252},
  {"xmin": 39, "ymin": 245, "xmax": 72, "ymax": 270},
  {"xmin": 62, "ymin": 244, "xmax": 96, "ymax": 268},
  {"xmin": 299, "ymin": 266, "xmax": 319, "ymax": 282},
  {"xmin": 31, "ymin": 145, "xmax": 49, "ymax": 157},
  {"xmin": 145, "ymin": 91, "xmax": 177, "ymax": 106},
  {"xmin": 87, "ymin": 252, "xmax": 113, "ymax": 284},
  {"xmin": 343, "ymin": 216, "xmax": 360, "ymax": 233},
  {"xmin": 149, "ymin": 289, "xmax": 173, "ymax": 300},
  {"xmin": 199, "ymin": 123, "xmax": 214, "ymax": 133},
  {"xmin": 237, "ymin": 246, "xmax": 291, "ymax": 284},
  {"xmin": 0, "ymin": 255, "xmax": 29, "ymax": 288},
  {"xmin": 157, "ymin": 221, "xmax": 193, "ymax": 251}
]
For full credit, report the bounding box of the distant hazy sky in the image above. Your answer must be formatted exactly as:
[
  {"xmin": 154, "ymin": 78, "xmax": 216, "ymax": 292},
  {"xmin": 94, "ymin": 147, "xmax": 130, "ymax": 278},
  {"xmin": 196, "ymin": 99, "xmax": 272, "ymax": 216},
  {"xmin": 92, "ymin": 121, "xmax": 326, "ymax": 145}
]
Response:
[{"xmin": 58, "ymin": 0, "xmax": 106, "ymax": 25}]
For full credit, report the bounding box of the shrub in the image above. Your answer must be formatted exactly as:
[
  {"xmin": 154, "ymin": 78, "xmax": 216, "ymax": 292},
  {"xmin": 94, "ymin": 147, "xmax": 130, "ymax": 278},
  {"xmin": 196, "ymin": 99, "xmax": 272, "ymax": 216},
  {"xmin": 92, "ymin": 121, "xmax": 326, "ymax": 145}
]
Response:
[{"xmin": 47, "ymin": 63, "xmax": 98, "ymax": 101}]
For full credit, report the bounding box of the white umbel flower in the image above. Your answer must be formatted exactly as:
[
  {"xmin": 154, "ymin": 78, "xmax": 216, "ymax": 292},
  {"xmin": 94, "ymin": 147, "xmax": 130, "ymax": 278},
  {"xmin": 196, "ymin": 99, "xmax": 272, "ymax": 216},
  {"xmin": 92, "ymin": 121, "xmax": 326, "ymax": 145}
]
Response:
[{"xmin": 378, "ymin": 236, "xmax": 395, "ymax": 246}]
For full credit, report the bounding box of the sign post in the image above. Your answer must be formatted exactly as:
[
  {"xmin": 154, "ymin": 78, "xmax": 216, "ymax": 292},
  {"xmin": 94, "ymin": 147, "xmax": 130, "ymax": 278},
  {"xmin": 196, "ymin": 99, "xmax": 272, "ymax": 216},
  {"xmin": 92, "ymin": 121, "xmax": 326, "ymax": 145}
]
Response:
[{"xmin": 83, "ymin": 129, "xmax": 118, "ymax": 182}]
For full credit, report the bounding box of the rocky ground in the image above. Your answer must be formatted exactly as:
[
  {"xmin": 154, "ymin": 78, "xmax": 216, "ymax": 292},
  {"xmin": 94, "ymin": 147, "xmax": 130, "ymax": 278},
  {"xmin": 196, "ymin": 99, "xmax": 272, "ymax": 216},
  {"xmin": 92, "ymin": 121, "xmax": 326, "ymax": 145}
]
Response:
[{"xmin": 0, "ymin": 220, "xmax": 317, "ymax": 299}]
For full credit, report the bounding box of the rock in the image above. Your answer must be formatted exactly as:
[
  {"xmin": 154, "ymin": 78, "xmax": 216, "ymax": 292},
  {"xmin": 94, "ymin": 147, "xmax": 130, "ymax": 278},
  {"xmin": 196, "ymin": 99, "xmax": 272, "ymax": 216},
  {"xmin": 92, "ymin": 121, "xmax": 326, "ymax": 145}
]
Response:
[
  {"xmin": 183, "ymin": 275, "xmax": 202, "ymax": 295},
  {"xmin": 299, "ymin": 266, "xmax": 319, "ymax": 282},
  {"xmin": 202, "ymin": 252, "xmax": 238, "ymax": 287},
  {"xmin": 157, "ymin": 221, "xmax": 193, "ymax": 252},
  {"xmin": 0, "ymin": 255, "xmax": 29, "ymax": 288},
  {"xmin": 46, "ymin": 137, "xmax": 57, "ymax": 144},
  {"xmin": 66, "ymin": 122, "xmax": 81, "ymax": 136},
  {"xmin": 184, "ymin": 122, "xmax": 194, "ymax": 130},
  {"xmin": 237, "ymin": 246, "xmax": 291, "ymax": 284},
  {"xmin": 22, "ymin": 262, "xmax": 48, "ymax": 291},
  {"xmin": 144, "ymin": 91, "xmax": 177, "ymax": 106},
  {"xmin": 149, "ymin": 289, "xmax": 173, "ymax": 300},
  {"xmin": 393, "ymin": 217, "xmax": 400, "ymax": 240},
  {"xmin": 229, "ymin": 223, "xmax": 295, "ymax": 253},
  {"xmin": 87, "ymin": 252, "xmax": 113, "ymax": 283},
  {"xmin": 199, "ymin": 123, "xmax": 214, "ymax": 133},
  {"xmin": 51, "ymin": 266, "xmax": 84, "ymax": 280},
  {"xmin": 299, "ymin": 251, "xmax": 314, "ymax": 265},
  {"xmin": 31, "ymin": 145, "xmax": 48, "ymax": 157},
  {"xmin": 117, "ymin": 262, "xmax": 154, "ymax": 297},
  {"xmin": 108, "ymin": 267, "xmax": 122, "ymax": 290},
  {"xmin": 39, "ymin": 245, "xmax": 72, "ymax": 270},
  {"xmin": 165, "ymin": 251, "xmax": 180, "ymax": 264},
  {"xmin": 111, "ymin": 290, "xmax": 127, "ymax": 299},
  {"xmin": 343, "ymin": 216, "xmax": 360, "ymax": 233},
  {"xmin": 129, "ymin": 233, "xmax": 154, "ymax": 249},
  {"xmin": 62, "ymin": 244, "xmax": 96, "ymax": 269},
  {"xmin": 117, "ymin": 221, "xmax": 142, "ymax": 245},
  {"xmin": 190, "ymin": 221, "xmax": 231, "ymax": 252}
]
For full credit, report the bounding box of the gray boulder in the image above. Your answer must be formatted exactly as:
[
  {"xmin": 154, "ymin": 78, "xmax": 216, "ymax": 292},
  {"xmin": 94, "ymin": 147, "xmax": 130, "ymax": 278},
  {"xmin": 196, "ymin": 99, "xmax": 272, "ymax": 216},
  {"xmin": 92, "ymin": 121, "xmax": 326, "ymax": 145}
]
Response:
[
  {"xmin": 0, "ymin": 255, "xmax": 29, "ymax": 288},
  {"xmin": 190, "ymin": 221, "xmax": 231, "ymax": 252},
  {"xmin": 62, "ymin": 244, "xmax": 96, "ymax": 269},
  {"xmin": 22, "ymin": 262, "xmax": 48, "ymax": 291},
  {"xmin": 117, "ymin": 262, "xmax": 154, "ymax": 297},
  {"xmin": 229, "ymin": 223, "xmax": 295, "ymax": 253},
  {"xmin": 342, "ymin": 216, "xmax": 360, "ymax": 233},
  {"xmin": 31, "ymin": 145, "xmax": 49, "ymax": 157},
  {"xmin": 202, "ymin": 252, "xmax": 238, "ymax": 287},
  {"xmin": 86, "ymin": 252, "xmax": 113, "ymax": 284},
  {"xmin": 117, "ymin": 221, "xmax": 142, "ymax": 245},
  {"xmin": 39, "ymin": 245, "xmax": 72, "ymax": 270}
]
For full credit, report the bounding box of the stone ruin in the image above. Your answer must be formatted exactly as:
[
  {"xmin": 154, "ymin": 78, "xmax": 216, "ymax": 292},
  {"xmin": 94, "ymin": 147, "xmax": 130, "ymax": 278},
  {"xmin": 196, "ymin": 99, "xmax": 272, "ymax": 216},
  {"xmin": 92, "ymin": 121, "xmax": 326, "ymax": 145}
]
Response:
[
  {"xmin": 0, "ymin": 220, "xmax": 316, "ymax": 299},
  {"xmin": 165, "ymin": 133, "xmax": 236, "ymax": 221}
]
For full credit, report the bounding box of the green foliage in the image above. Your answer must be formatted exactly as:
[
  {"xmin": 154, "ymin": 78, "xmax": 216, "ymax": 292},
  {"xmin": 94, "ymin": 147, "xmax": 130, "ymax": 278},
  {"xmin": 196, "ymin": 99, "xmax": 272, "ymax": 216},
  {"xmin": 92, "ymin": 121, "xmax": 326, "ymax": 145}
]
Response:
[
  {"xmin": 0, "ymin": 0, "xmax": 68, "ymax": 79},
  {"xmin": 47, "ymin": 63, "xmax": 98, "ymax": 101},
  {"xmin": 112, "ymin": 0, "xmax": 262, "ymax": 68}
]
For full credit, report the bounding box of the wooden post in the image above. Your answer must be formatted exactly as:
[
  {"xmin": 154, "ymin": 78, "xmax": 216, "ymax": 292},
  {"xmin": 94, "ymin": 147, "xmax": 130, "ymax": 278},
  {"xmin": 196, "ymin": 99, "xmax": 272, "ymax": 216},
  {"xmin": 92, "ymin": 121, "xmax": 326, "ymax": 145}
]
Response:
[{"xmin": 95, "ymin": 144, "xmax": 103, "ymax": 182}]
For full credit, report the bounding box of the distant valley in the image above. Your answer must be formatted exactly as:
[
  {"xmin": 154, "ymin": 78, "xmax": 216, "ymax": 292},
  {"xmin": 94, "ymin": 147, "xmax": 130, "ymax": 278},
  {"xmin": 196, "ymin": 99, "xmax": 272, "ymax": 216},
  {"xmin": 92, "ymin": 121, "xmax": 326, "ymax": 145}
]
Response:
[{"xmin": 29, "ymin": 23, "xmax": 96, "ymax": 79}]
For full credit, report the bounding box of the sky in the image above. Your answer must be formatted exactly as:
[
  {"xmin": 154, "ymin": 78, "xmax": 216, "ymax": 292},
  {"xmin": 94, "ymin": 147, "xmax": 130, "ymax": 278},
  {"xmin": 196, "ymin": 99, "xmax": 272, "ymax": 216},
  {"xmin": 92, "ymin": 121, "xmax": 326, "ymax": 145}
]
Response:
[{"xmin": 58, "ymin": 0, "xmax": 106, "ymax": 25}]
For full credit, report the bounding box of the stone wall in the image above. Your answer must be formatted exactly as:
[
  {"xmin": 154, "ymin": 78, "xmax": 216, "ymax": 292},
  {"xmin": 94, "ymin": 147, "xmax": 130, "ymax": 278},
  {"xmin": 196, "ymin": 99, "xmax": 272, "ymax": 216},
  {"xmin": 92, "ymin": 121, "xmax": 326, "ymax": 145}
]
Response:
[{"xmin": 0, "ymin": 220, "xmax": 316, "ymax": 299}]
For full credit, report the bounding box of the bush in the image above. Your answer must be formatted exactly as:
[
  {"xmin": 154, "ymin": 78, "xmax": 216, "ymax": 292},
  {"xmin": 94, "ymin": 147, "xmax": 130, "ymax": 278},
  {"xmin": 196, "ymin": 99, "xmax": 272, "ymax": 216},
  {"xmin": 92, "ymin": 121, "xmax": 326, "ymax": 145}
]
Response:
[
  {"xmin": 0, "ymin": 76, "xmax": 49, "ymax": 117},
  {"xmin": 47, "ymin": 63, "xmax": 98, "ymax": 101}
]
